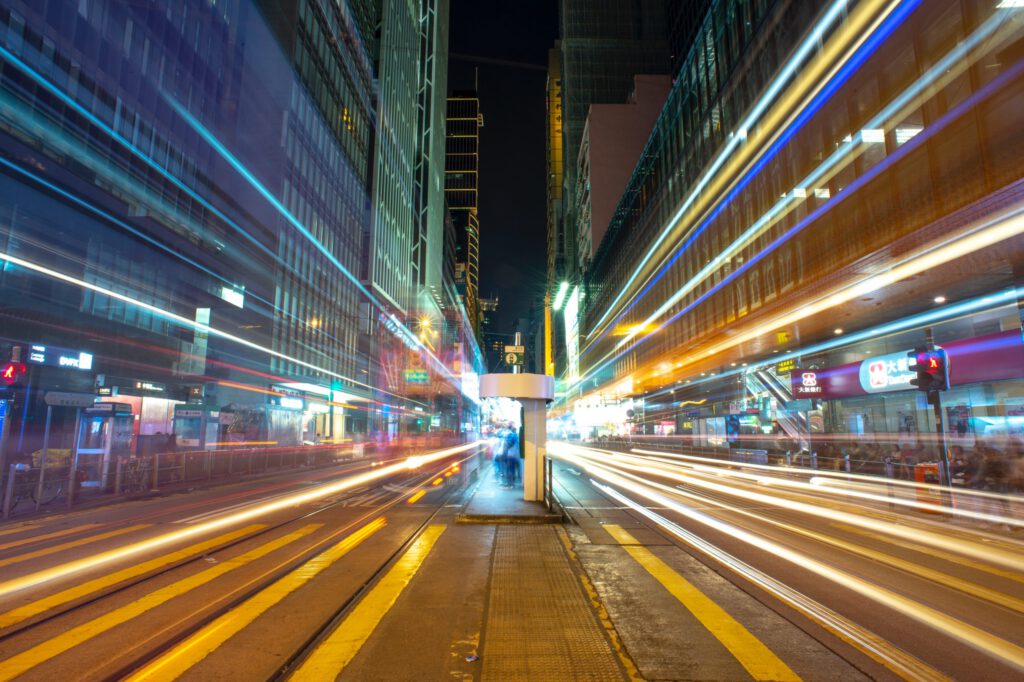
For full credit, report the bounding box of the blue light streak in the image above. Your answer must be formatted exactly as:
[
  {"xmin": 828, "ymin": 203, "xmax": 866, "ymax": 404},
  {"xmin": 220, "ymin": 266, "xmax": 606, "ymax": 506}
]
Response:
[
  {"xmin": 584, "ymin": 0, "xmax": 922, "ymax": 358},
  {"xmin": 585, "ymin": 0, "xmax": 871, "ymax": 337},
  {"xmin": 0, "ymin": 45, "xmax": 279, "ymax": 264}
]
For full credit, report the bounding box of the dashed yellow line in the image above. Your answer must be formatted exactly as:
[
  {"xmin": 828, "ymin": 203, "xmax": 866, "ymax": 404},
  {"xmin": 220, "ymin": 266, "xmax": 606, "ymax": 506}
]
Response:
[
  {"xmin": 604, "ymin": 524, "xmax": 801, "ymax": 682},
  {"xmin": 0, "ymin": 524, "xmax": 265, "ymax": 630},
  {"xmin": 0, "ymin": 524, "xmax": 102, "ymax": 551},
  {"xmin": 126, "ymin": 518, "xmax": 385, "ymax": 681},
  {"xmin": 0, "ymin": 524, "xmax": 320, "ymax": 681},
  {"xmin": 407, "ymin": 490, "xmax": 426, "ymax": 504},
  {"xmin": 0, "ymin": 524, "xmax": 150, "ymax": 569},
  {"xmin": 289, "ymin": 525, "xmax": 447, "ymax": 680}
]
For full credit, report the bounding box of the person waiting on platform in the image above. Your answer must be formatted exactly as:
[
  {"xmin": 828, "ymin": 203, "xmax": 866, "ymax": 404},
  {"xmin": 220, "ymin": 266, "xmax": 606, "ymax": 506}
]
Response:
[{"xmin": 502, "ymin": 423, "xmax": 520, "ymax": 488}]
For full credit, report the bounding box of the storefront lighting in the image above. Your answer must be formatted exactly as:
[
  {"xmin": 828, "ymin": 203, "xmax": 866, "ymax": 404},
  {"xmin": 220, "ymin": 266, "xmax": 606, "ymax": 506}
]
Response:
[{"xmin": 552, "ymin": 281, "xmax": 570, "ymax": 311}]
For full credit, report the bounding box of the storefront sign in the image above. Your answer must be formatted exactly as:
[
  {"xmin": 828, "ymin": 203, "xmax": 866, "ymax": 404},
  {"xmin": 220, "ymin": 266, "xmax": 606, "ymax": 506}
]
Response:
[
  {"xmin": 775, "ymin": 358, "xmax": 796, "ymax": 374},
  {"xmin": 792, "ymin": 371, "xmax": 824, "ymax": 397},
  {"xmin": 789, "ymin": 329, "xmax": 1024, "ymax": 402},
  {"xmin": 134, "ymin": 381, "xmax": 166, "ymax": 393},
  {"xmin": 27, "ymin": 344, "xmax": 93, "ymax": 371},
  {"xmin": 44, "ymin": 391, "xmax": 97, "ymax": 408},
  {"xmin": 858, "ymin": 351, "xmax": 916, "ymax": 393},
  {"xmin": 404, "ymin": 369, "xmax": 429, "ymax": 384},
  {"xmin": 278, "ymin": 396, "xmax": 304, "ymax": 410}
]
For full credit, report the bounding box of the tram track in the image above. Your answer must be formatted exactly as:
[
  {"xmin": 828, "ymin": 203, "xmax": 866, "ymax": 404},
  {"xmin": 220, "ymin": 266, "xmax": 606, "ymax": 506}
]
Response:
[
  {"xmin": 0, "ymin": 446, "xmax": 483, "ymax": 681},
  {"xmin": 548, "ymin": 453, "xmax": 966, "ymax": 681}
]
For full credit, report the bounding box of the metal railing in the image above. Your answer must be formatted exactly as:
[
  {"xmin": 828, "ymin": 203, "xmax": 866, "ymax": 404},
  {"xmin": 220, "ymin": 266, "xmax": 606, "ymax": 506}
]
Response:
[{"xmin": 1, "ymin": 442, "xmax": 377, "ymax": 519}]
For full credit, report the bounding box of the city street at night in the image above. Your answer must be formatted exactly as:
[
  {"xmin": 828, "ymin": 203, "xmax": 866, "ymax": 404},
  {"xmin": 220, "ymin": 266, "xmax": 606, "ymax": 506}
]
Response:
[{"xmin": 1, "ymin": 0, "xmax": 1023, "ymax": 679}]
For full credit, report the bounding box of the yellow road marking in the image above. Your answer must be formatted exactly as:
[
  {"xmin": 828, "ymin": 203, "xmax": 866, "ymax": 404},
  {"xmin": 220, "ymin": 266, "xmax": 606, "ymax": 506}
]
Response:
[
  {"xmin": 0, "ymin": 524, "xmax": 102, "ymax": 551},
  {"xmin": 604, "ymin": 524, "xmax": 801, "ymax": 682},
  {"xmin": 290, "ymin": 524, "xmax": 447, "ymax": 680},
  {"xmin": 0, "ymin": 524, "xmax": 265, "ymax": 630},
  {"xmin": 126, "ymin": 519, "xmax": 385, "ymax": 681},
  {"xmin": 0, "ymin": 524, "xmax": 320, "ymax": 681},
  {"xmin": 835, "ymin": 523, "xmax": 1024, "ymax": 584},
  {"xmin": 0, "ymin": 525, "xmax": 150, "ymax": 569},
  {"xmin": 407, "ymin": 490, "xmax": 426, "ymax": 504}
]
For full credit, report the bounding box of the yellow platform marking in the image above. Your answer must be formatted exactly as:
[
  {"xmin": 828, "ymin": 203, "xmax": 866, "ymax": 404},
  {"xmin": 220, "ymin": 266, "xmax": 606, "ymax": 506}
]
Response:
[
  {"xmin": 0, "ymin": 524, "xmax": 264, "ymax": 630},
  {"xmin": 604, "ymin": 524, "xmax": 801, "ymax": 682},
  {"xmin": 835, "ymin": 523, "xmax": 1024, "ymax": 584},
  {"xmin": 126, "ymin": 518, "xmax": 386, "ymax": 681},
  {"xmin": 0, "ymin": 524, "xmax": 150, "ymax": 569},
  {"xmin": 290, "ymin": 524, "xmax": 447, "ymax": 680},
  {"xmin": 0, "ymin": 524, "xmax": 102, "ymax": 551},
  {"xmin": 0, "ymin": 524, "xmax": 320, "ymax": 681}
]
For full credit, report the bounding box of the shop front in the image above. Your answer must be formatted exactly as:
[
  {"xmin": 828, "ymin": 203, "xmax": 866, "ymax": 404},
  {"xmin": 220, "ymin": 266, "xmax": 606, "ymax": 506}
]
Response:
[{"xmin": 790, "ymin": 329, "xmax": 1024, "ymax": 466}]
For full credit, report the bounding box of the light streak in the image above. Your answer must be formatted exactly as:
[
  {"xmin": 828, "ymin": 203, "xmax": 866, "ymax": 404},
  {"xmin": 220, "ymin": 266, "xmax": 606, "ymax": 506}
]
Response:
[
  {"xmin": 0, "ymin": 45, "xmax": 471, "ymax": 400},
  {"xmin": 586, "ymin": 0, "xmax": 914, "ymax": 339},
  {"xmin": 551, "ymin": 445, "xmax": 1024, "ymax": 668},
  {"xmin": 0, "ymin": 441, "xmax": 482, "ymax": 598},
  {"xmin": 0, "ymin": 250, "xmax": 430, "ymax": 403},
  {"xmin": 163, "ymin": 97, "xmax": 464, "ymax": 391},
  {"xmin": 606, "ymin": 7, "xmax": 1012, "ymax": 357},
  {"xmin": 550, "ymin": 443, "xmax": 1023, "ymax": 570},
  {"xmin": 0, "ymin": 45, "xmax": 276, "ymax": 261},
  {"xmin": 627, "ymin": 446, "xmax": 1024, "ymax": 529},
  {"xmin": 573, "ymin": 14, "xmax": 1024, "ymax": 396}
]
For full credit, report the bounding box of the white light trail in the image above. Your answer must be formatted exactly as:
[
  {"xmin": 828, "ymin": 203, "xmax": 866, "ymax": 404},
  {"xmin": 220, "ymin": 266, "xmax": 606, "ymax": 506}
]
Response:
[{"xmin": 0, "ymin": 442, "xmax": 482, "ymax": 597}]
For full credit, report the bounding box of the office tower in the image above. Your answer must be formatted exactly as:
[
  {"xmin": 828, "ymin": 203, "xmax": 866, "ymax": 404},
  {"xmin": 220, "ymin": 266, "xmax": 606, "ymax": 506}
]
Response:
[
  {"xmin": 0, "ymin": 0, "xmax": 377, "ymax": 452},
  {"xmin": 445, "ymin": 91, "xmax": 483, "ymax": 334},
  {"xmin": 558, "ymin": 0, "xmax": 671, "ymax": 283},
  {"xmin": 545, "ymin": 46, "xmax": 564, "ymax": 377}
]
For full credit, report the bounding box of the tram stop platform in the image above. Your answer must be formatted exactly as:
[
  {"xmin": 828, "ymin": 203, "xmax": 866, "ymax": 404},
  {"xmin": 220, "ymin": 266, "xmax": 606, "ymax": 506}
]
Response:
[
  {"xmin": 456, "ymin": 458, "xmax": 563, "ymax": 524},
  {"xmin": 332, "ymin": 464, "xmax": 636, "ymax": 681}
]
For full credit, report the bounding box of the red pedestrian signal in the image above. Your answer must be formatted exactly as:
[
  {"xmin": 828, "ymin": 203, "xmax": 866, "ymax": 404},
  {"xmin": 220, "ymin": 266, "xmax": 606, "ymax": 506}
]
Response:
[
  {"xmin": 1, "ymin": 361, "xmax": 26, "ymax": 386},
  {"xmin": 908, "ymin": 347, "xmax": 948, "ymax": 392}
]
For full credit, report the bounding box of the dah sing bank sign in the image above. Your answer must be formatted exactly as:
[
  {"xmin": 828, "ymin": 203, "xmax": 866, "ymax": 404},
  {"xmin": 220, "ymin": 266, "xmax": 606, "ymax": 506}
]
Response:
[
  {"xmin": 790, "ymin": 354, "xmax": 914, "ymax": 399},
  {"xmin": 793, "ymin": 371, "xmax": 823, "ymax": 397}
]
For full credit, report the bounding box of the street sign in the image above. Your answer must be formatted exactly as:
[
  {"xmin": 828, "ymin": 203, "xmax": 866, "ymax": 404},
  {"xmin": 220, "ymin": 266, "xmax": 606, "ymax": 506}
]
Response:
[
  {"xmin": 44, "ymin": 391, "xmax": 97, "ymax": 408},
  {"xmin": 503, "ymin": 345, "xmax": 525, "ymax": 366}
]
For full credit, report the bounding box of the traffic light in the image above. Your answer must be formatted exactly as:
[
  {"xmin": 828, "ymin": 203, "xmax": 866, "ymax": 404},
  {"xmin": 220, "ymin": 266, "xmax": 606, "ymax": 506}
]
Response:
[
  {"xmin": 1, "ymin": 361, "xmax": 26, "ymax": 386},
  {"xmin": 908, "ymin": 347, "xmax": 949, "ymax": 392}
]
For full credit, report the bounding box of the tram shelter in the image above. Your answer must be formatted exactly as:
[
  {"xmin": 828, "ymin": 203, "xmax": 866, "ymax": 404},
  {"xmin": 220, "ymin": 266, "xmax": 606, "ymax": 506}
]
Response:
[{"xmin": 478, "ymin": 372, "xmax": 554, "ymax": 502}]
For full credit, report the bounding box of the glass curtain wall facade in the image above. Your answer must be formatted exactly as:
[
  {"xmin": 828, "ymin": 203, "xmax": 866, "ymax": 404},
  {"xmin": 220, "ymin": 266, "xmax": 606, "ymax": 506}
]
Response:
[
  {"xmin": 569, "ymin": 0, "xmax": 1024, "ymax": 466},
  {"xmin": 0, "ymin": 0, "xmax": 481, "ymax": 464}
]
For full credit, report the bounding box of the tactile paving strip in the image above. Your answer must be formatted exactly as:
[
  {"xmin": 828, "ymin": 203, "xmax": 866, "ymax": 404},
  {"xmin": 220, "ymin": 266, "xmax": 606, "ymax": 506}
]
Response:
[{"xmin": 481, "ymin": 526, "xmax": 627, "ymax": 680}]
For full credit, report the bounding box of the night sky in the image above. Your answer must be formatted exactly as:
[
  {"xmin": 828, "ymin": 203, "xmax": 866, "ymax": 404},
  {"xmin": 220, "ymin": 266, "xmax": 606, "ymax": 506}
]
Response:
[{"xmin": 447, "ymin": 0, "xmax": 559, "ymax": 334}]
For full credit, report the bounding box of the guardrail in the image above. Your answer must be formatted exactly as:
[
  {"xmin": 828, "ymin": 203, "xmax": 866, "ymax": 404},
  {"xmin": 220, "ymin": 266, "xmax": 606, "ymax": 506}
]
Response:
[{"xmin": 0, "ymin": 442, "xmax": 387, "ymax": 519}]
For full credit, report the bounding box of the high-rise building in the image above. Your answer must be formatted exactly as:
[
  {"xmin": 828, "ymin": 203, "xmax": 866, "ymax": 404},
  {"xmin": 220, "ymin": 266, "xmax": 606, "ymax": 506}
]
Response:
[
  {"xmin": 414, "ymin": 0, "xmax": 450, "ymax": 308},
  {"xmin": 367, "ymin": 0, "xmax": 421, "ymax": 316},
  {"xmin": 558, "ymin": 0, "xmax": 671, "ymax": 283},
  {"xmin": 575, "ymin": 75, "xmax": 671, "ymax": 272},
  {"xmin": 0, "ymin": 0, "xmax": 377, "ymax": 452},
  {"xmin": 0, "ymin": 0, "xmax": 482, "ymax": 463},
  {"xmin": 445, "ymin": 91, "xmax": 483, "ymax": 334},
  {"xmin": 573, "ymin": 0, "xmax": 1024, "ymax": 456},
  {"xmin": 545, "ymin": 46, "xmax": 564, "ymax": 378}
]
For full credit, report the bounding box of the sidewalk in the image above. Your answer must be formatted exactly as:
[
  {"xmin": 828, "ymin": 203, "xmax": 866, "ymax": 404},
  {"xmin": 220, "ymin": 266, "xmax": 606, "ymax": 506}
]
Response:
[{"xmin": 336, "ymin": 466, "xmax": 634, "ymax": 681}]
